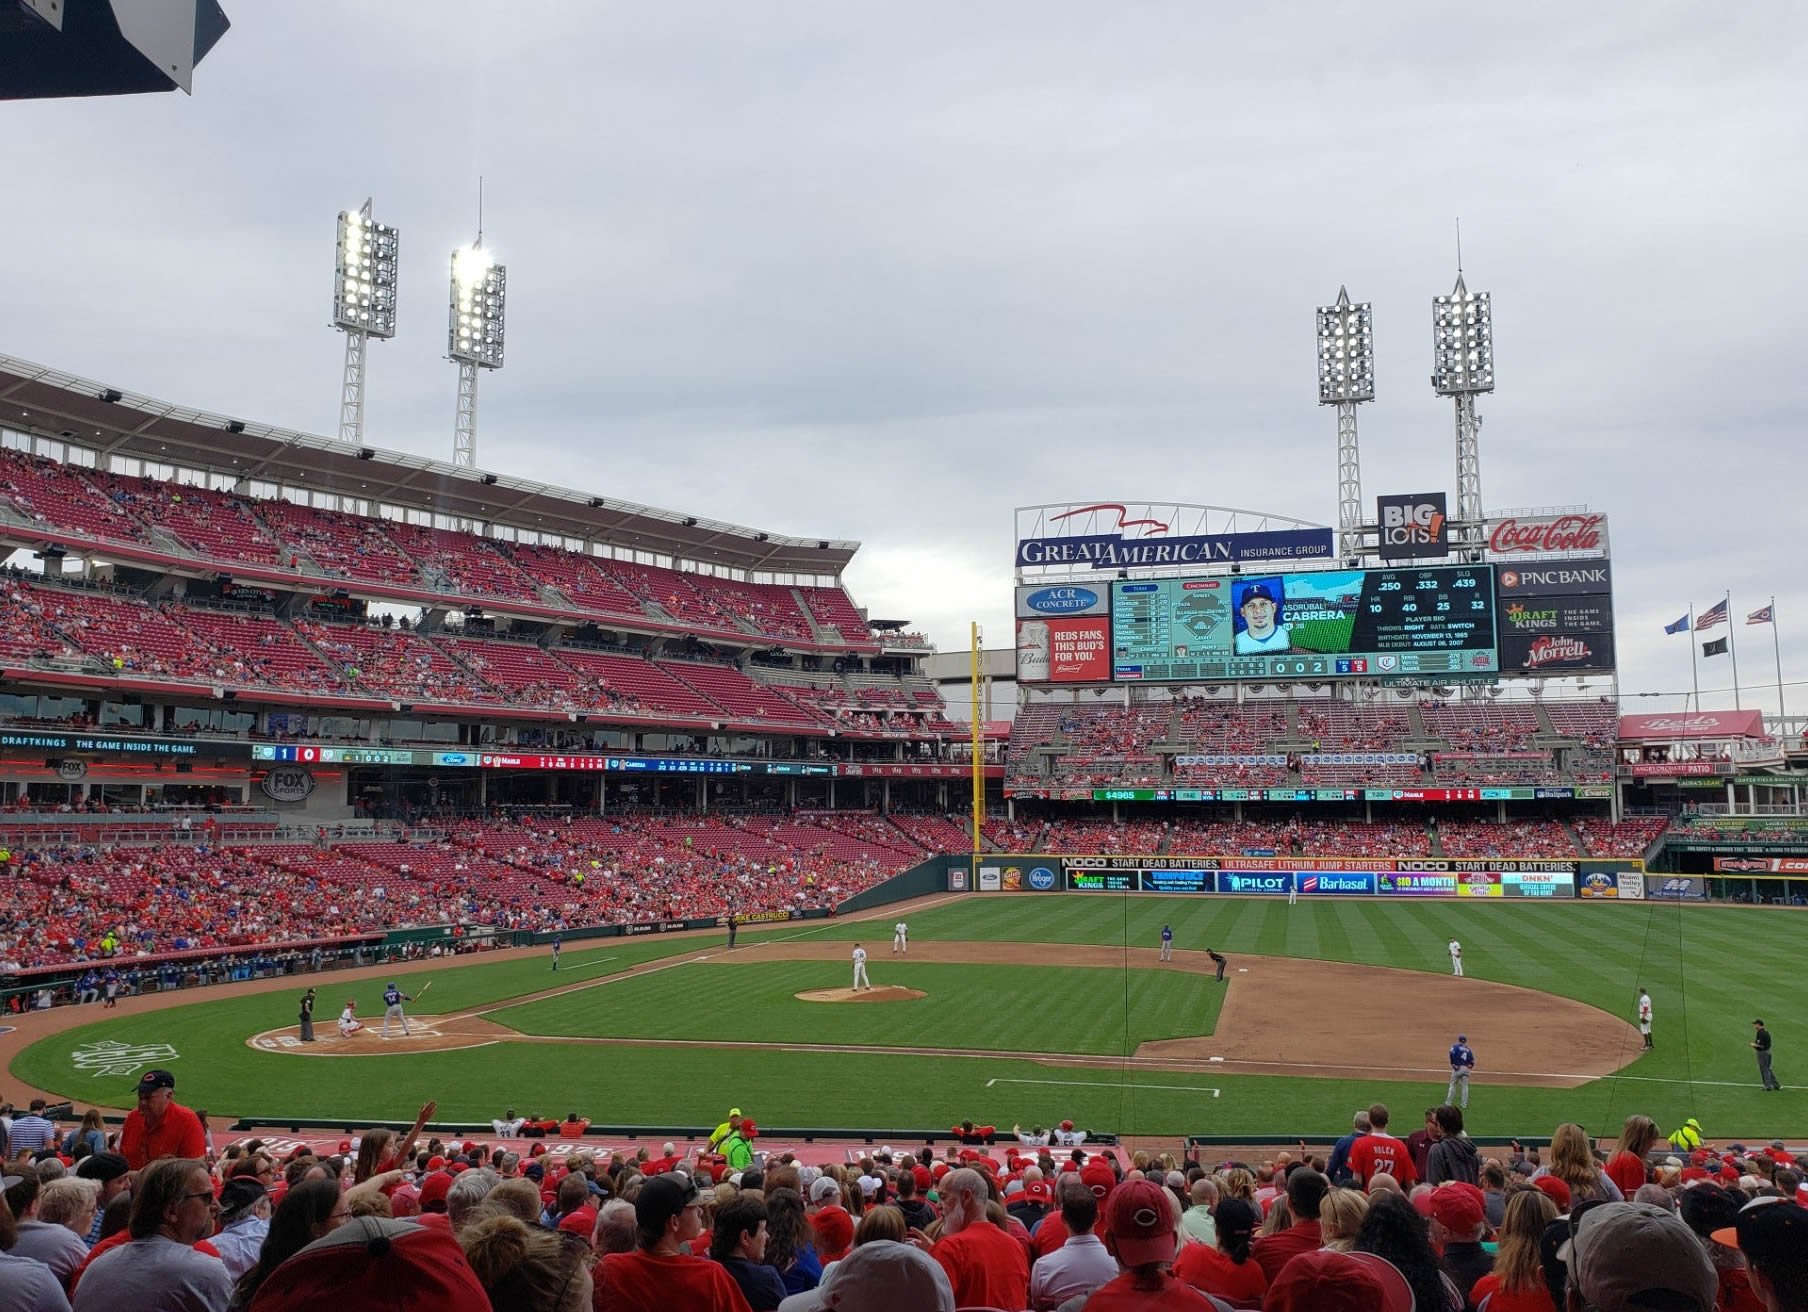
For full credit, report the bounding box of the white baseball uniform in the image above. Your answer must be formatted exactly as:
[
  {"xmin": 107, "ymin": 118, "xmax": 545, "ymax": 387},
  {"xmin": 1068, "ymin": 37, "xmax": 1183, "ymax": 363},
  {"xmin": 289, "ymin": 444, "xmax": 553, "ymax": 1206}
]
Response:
[
  {"xmin": 1448, "ymin": 940, "xmax": 1463, "ymax": 977},
  {"xmin": 337, "ymin": 1004, "xmax": 362, "ymax": 1036},
  {"xmin": 893, "ymin": 921, "xmax": 908, "ymax": 954},
  {"xmin": 852, "ymin": 946, "xmax": 870, "ymax": 991},
  {"xmin": 1639, "ymin": 993, "xmax": 1653, "ymax": 1045}
]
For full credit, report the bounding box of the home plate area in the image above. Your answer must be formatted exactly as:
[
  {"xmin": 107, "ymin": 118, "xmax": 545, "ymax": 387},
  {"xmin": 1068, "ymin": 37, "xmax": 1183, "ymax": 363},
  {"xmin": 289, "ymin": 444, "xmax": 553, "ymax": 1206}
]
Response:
[{"xmin": 247, "ymin": 1014, "xmax": 511, "ymax": 1056}]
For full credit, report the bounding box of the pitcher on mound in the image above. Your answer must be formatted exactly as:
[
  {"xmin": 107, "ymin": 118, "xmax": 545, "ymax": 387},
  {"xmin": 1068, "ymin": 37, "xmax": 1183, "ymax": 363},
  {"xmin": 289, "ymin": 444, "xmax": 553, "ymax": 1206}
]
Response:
[{"xmin": 852, "ymin": 943, "xmax": 871, "ymax": 991}]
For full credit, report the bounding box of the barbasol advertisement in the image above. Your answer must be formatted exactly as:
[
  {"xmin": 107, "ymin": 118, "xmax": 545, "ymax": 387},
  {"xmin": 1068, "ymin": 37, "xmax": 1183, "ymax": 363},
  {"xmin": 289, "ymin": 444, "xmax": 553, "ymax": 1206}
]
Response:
[{"xmin": 1295, "ymin": 871, "xmax": 1378, "ymax": 896}]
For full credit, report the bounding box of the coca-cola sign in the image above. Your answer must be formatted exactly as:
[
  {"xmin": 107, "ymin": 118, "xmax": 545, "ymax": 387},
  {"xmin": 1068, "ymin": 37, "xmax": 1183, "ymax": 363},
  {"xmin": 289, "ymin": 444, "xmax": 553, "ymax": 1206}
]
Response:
[{"xmin": 1487, "ymin": 513, "xmax": 1608, "ymax": 557}]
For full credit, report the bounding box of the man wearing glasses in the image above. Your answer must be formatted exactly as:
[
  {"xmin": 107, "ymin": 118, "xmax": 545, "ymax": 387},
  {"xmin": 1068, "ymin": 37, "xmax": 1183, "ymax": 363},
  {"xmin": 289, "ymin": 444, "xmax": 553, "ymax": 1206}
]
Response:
[
  {"xmin": 72, "ymin": 1158, "xmax": 233, "ymax": 1312},
  {"xmin": 118, "ymin": 1070, "xmax": 207, "ymax": 1171}
]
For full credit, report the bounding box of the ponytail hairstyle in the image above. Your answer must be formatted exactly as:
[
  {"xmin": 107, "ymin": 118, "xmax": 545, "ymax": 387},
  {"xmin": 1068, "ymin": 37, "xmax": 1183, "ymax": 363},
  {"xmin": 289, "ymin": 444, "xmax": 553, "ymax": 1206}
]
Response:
[{"xmin": 1214, "ymin": 1196, "xmax": 1259, "ymax": 1264}]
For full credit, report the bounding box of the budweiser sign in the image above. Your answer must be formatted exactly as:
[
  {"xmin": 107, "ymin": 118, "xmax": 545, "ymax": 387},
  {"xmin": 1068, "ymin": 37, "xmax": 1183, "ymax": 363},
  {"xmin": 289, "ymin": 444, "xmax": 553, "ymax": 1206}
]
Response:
[
  {"xmin": 1488, "ymin": 514, "xmax": 1606, "ymax": 556},
  {"xmin": 1522, "ymin": 635, "xmax": 1593, "ymax": 668}
]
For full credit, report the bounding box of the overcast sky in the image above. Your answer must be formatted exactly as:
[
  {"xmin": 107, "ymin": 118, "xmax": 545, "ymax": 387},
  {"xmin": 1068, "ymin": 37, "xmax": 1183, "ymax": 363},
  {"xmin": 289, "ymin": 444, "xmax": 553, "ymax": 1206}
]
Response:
[{"xmin": 8, "ymin": 2, "xmax": 1806, "ymax": 716}]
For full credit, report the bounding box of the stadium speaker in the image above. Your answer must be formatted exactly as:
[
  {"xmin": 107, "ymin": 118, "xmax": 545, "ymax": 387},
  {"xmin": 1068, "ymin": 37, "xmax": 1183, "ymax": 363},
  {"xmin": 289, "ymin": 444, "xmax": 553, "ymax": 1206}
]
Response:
[
  {"xmin": 589, "ymin": 497, "xmax": 604, "ymax": 508},
  {"xmin": 226, "ymin": 420, "xmax": 245, "ymax": 433},
  {"xmin": 481, "ymin": 473, "xmax": 498, "ymax": 485},
  {"xmin": 755, "ymin": 532, "xmax": 769, "ymax": 542},
  {"xmin": 817, "ymin": 540, "xmax": 829, "ymax": 550},
  {"xmin": 399, "ymin": 704, "xmax": 414, "ymax": 714},
  {"xmin": 100, "ymin": 388, "xmax": 123, "ymax": 403},
  {"xmin": 357, "ymin": 448, "xmax": 375, "ymax": 460},
  {"xmin": 222, "ymin": 690, "xmax": 237, "ymax": 701},
  {"xmin": 683, "ymin": 516, "xmax": 697, "ymax": 527}
]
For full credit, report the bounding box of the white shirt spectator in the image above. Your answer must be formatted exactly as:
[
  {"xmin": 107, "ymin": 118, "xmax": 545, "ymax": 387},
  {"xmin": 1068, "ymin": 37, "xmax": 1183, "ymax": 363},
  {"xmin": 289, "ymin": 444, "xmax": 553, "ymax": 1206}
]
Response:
[
  {"xmin": 11, "ymin": 1221, "xmax": 88, "ymax": 1288},
  {"xmin": 73, "ymin": 1236, "xmax": 232, "ymax": 1312},
  {"xmin": 491, "ymin": 1116, "xmax": 525, "ymax": 1138},
  {"xmin": 1030, "ymin": 1232, "xmax": 1119, "ymax": 1310},
  {"xmin": 8, "ymin": 1111, "xmax": 56, "ymax": 1154},
  {"xmin": 0, "ymin": 1248, "xmax": 70, "ymax": 1312},
  {"xmin": 210, "ymin": 1216, "xmax": 270, "ymax": 1282}
]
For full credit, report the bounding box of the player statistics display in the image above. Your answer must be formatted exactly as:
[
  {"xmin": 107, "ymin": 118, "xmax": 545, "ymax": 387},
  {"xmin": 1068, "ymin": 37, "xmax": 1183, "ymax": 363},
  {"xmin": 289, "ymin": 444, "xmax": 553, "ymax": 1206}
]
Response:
[{"xmin": 1111, "ymin": 564, "xmax": 1498, "ymax": 682}]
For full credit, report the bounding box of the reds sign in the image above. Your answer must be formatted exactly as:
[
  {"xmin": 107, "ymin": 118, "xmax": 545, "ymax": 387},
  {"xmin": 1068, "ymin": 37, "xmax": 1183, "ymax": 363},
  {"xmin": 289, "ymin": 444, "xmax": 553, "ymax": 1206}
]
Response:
[{"xmin": 1487, "ymin": 513, "xmax": 1607, "ymax": 557}]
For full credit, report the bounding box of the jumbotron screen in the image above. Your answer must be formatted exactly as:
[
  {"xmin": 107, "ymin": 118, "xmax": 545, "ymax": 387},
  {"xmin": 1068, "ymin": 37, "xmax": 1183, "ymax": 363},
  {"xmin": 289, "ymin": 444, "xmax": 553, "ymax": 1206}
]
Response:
[{"xmin": 1110, "ymin": 564, "xmax": 1498, "ymax": 682}]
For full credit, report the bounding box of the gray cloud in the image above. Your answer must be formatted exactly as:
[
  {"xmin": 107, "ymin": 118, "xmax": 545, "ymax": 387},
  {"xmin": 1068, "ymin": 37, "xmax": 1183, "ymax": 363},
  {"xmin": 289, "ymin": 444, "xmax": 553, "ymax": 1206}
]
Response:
[{"xmin": 7, "ymin": 1, "xmax": 1806, "ymax": 712}]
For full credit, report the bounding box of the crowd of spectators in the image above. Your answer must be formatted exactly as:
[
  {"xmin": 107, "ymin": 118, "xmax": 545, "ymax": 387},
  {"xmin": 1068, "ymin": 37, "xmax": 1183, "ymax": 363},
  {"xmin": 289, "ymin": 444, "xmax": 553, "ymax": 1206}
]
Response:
[
  {"xmin": 1434, "ymin": 820, "xmax": 1577, "ymax": 860},
  {"xmin": 3, "ymin": 1085, "xmax": 1804, "ymax": 1312}
]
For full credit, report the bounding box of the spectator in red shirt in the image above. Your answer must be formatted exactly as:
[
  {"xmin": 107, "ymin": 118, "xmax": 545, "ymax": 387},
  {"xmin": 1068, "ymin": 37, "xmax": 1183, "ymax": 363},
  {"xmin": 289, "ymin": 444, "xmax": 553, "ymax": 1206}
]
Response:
[
  {"xmin": 1174, "ymin": 1196, "xmax": 1268, "ymax": 1304},
  {"xmin": 593, "ymin": 1173, "xmax": 750, "ymax": 1312},
  {"xmin": 1251, "ymin": 1170, "xmax": 1328, "ymax": 1282},
  {"xmin": 1080, "ymin": 1177, "xmax": 1215, "ymax": 1309},
  {"xmin": 1350, "ymin": 1104, "xmax": 1418, "ymax": 1188},
  {"xmin": 917, "ymin": 1167, "xmax": 1028, "ymax": 1310},
  {"xmin": 117, "ymin": 1070, "xmax": 207, "ymax": 1171}
]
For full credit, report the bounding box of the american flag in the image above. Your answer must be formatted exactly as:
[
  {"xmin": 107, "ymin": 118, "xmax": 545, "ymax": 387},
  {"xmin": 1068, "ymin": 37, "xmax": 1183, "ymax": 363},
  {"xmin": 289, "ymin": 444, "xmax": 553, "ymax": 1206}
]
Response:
[
  {"xmin": 1748, "ymin": 605, "xmax": 1775, "ymax": 625},
  {"xmin": 1696, "ymin": 598, "xmax": 1729, "ymax": 630}
]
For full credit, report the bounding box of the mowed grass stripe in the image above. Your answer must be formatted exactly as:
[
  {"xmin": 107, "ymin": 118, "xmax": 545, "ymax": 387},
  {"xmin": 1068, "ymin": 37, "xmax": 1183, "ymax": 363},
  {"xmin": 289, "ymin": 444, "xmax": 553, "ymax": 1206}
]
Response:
[{"xmin": 488, "ymin": 961, "xmax": 1225, "ymax": 1057}]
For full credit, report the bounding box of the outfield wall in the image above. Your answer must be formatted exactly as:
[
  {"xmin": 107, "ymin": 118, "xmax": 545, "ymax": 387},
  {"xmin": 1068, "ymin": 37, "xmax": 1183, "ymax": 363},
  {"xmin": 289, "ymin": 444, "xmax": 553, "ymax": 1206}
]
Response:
[{"xmin": 940, "ymin": 854, "xmax": 1666, "ymax": 900}]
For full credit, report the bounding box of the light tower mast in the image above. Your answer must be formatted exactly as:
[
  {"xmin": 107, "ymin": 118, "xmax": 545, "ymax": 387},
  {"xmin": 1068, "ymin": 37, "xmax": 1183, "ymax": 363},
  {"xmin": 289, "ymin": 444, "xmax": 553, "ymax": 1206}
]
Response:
[
  {"xmin": 1431, "ymin": 272, "xmax": 1494, "ymax": 540},
  {"xmin": 448, "ymin": 195, "xmax": 506, "ymax": 469},
  {"xmin": 1316, "ymin": 287, "xmax": 1374, "ymax": 559},
  {"xmin": 331, "ymin": 201, "xmax": 399, "ymax": 446}
]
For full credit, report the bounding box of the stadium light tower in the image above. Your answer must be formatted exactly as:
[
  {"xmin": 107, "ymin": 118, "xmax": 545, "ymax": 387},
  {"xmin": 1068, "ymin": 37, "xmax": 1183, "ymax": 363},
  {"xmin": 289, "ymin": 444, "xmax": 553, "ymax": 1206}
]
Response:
[
  {"xmin": 1431, "ymin": 272, "xmax": 1494, "ymax": 536},
  {"xmin": 332, "ymin": 201, "xmax": 399, "ymax": 446},
  {"xmin": 1316, "ymin": 287, "xmax": 1374, "ymax": 559},
  {"xmin": 448, "ymin": 230, "xmax": 506, "ymax": 469}
]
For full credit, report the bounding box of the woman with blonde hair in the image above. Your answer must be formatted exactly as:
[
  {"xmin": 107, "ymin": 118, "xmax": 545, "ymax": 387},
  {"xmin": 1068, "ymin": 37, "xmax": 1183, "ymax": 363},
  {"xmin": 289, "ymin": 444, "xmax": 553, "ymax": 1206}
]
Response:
[
  {"xmin": 1218, "ymin": 1168, "xmax": 1256, "ymax": 1202},
  {"xmin": 1466, "ymin": 1189, "xmax": 1558, "ymax": 1311},
  {"xmin": 1317, "ymin": 1187, "xmax": 1369, "ymax": 1252},
  {"xmin": 1534, "ymin": 1124, "xmax": 1622, "ymax": 1203},
  {"xmin": 1259, "ymin": 1196, "xmax": 1292, "ymax": 1236},
  {"xmin": 853, "ymin": 1204, "xmax": 906, "ymax": 1246}
]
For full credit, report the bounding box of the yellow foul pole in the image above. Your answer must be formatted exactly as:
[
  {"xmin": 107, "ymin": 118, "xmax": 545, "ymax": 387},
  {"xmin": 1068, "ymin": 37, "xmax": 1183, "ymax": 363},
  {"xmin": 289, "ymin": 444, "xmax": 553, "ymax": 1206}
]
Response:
[{"xmin": 970, "ymin": 622, "xmax": 983, "ymax": 861}]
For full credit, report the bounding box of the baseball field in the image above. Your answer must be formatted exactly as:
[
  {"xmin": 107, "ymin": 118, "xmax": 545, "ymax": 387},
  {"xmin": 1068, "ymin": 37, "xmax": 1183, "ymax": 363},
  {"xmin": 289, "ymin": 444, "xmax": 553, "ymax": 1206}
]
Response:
[{"xmin": 5, "ymin": 893, "xmax": 1801, "ymax": 1139}]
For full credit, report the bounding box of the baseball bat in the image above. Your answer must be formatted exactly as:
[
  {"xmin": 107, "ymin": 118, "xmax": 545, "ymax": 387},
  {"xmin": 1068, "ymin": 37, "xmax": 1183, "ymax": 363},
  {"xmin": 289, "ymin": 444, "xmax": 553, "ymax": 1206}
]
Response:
[{"xmin": 415, "ymin": 981, "xmax": 433, "ymax": 999}]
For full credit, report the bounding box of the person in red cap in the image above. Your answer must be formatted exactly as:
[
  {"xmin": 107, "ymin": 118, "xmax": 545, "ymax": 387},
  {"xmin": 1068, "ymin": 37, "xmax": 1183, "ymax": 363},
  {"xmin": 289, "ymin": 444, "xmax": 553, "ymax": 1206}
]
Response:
[
  {"xmin": 1531, "ymin": 1176, "xmax": 1571, "ymax": 1213},
  {"xmin": 1265, "ymin": 1248, "xmax": 1415, "ymax": 1312},
  {"xmin": 417, "ymin": 1172, "xmax": 456, "ymax": 1230},
  {"xmin": 913, "ymin": 1167, "xmax": 1028, "ymax": 1310},
  {"xmin": 1079, "ymin": 1176, "xmax": 1215, "ymax": 1309},
  {"xmin": 1054, "ymin": 1119, "xmax": 1090, "ymax": 1148},
  {"xmin": 1427, "ymin": 1183, "xmax": 1493, "ymax": 1296},
  {"xmin": 117, "ymin": 1069, "xmax": 207, "ymax": 1170}
]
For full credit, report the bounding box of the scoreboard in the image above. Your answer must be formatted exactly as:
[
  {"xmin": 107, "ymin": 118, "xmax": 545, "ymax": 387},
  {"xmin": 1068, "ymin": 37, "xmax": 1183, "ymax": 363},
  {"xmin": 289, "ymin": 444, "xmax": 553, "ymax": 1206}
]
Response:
[{"xmin": 1111, "ymin": 564, "xmax": 1498, "ymax": 683}]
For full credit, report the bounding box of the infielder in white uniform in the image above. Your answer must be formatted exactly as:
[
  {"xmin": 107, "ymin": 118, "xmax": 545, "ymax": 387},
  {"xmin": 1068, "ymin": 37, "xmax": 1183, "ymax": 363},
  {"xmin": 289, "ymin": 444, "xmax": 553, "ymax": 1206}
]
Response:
[
  {"xmin": 893, "ymin": 921, "xmax": 908, "ymax": 954},
  {"xmin": 1448, "ymin": 939, "xmax": 1464, "ymax": 977},
  {"xmin": 1638, "ymin": 988, "xmax": 1653, "ymax": 1049},
  {"xmin": 337, "ymin": 1000, "xmax": 362, "ymax": 1037},
  {"xmin": 852, "ymin": 943, "xmax": 870, "ymax": 991}
]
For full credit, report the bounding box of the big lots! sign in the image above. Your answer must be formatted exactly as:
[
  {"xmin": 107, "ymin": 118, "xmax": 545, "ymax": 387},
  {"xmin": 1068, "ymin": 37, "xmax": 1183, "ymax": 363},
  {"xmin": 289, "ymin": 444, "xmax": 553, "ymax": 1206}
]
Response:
[{"xmin": 1488, "ymin": 514, "xmax": 1606, "ymax": 556}]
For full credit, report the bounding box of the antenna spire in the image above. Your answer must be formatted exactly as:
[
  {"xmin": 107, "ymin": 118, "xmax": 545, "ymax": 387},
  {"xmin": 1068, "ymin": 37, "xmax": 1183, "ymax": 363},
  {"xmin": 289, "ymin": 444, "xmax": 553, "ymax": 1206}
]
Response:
[
  {"xmin": 1455, "ymin": 216, "xmax": 1463, "ymax": 275},
  {"xmin": 477, "ymin": 176, "xmax": 485, "ymax": 245}
]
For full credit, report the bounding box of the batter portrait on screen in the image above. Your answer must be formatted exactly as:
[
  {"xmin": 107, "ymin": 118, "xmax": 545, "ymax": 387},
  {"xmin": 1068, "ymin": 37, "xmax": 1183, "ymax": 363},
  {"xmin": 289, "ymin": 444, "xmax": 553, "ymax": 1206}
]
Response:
[{"xmin": 1232, "ymin": 578, "xmax": 1292, "ymax": 654}]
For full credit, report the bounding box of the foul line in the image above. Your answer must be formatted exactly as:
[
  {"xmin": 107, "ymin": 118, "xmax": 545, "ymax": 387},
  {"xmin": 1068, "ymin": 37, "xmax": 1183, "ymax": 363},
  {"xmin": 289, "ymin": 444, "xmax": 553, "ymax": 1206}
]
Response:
[{"xmin": 989, "ymin": 1077, "xmax": 1221, "ymax": 1097}]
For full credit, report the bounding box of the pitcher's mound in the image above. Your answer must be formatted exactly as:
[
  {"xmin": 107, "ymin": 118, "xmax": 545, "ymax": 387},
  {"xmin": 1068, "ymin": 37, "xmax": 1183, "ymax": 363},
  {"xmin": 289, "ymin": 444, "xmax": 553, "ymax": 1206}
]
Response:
[{"xmin": 796, "ymin": 986, "xmax": 926, "ymax": 1004}]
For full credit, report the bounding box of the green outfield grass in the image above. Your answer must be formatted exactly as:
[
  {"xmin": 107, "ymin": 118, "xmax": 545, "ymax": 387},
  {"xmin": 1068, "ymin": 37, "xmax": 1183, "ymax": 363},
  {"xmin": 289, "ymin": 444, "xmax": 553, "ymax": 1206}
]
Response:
[
  {"xmin": 490, "ymin": 960, "xmax": 1223, "ymax": 1055},
  {"xmin": 9, "ymin": 895, "xmax": 1804, "ymax": 1138}
]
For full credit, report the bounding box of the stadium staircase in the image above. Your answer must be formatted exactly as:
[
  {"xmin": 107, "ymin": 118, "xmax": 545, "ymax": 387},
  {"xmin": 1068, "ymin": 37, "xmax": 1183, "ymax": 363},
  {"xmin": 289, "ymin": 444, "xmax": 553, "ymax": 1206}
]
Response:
[
  {"xmin": 1558, "ymin": 818, "xmax": 1586, "ymax": 855},
  {"xmin": 1428, "ymin": 824, "xmax": 1445, "ymax": 856},
  {"xmin": 790, "ymin": 587, "xmax": 833, "ymax": 644}
]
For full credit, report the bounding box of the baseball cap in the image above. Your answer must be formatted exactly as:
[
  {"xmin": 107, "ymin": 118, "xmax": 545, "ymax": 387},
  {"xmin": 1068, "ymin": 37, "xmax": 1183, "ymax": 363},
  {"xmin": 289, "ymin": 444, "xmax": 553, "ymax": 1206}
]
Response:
[
  {"xmin": 1104, "ymin": 1178, "xmax": 1176, "ymax": 1267},
  {"xmin": 635, "ymin": 1173, "xmax": 699, "ymax": 1235},
  {"xmin": 810, "ymin": 1204, "xmax": 855, "ymax": 1260},
  {"xmin": 1241, "ymin": 583, "xmax": 1277, "ymax": 604},
  {"xmin": 1533, "ymin": 1176, "xmax": 1572, "ymax": 1211},
  {"xmin": 1429, "ymin": 1183, "xmax": 1487, "ymax": 1234},
  {"xmin": 76, "ymin": 1152, "xmax": 130, "ymax": 1184},
  {"xmin": 388, "ymin": 1184, "xmax": 420, "ymax": 1218},
  {"xmin": 1060, "ymin": 1120, "xmax": 1075, "ymax": 1131},
  {"xmin": 809, "ymin": 1175, "xmax": 842, "ymax": 1203},
  {"xmin": 1560, "ymin": 1202, "xmax": 1717, "ymax": 1312},
  {"xmin": 780, "ymin": 1239, "xmax": 953, "ymax": 1312},
  {"xmin": 1022, "ymin": 1179, "xmax": 1053, "ymax": 1204},
  {"xmin": 1266, "ymin": 1248, "xmax": 1412, "ymax": 1312},
  {"xmin": 132, "ymin": 1069, "xmax": 176, "ymax": 1095},
  {"xmin": 417, "ymin": 1172, "xmax": 454, "ymax": 1211},
  {"xmin": 1710, "ymin": 1197, "xmax": 1808, "ymax": 1261},
  {"xmin": 245, "ymin": 1216, "xmax": 489, "ymax": 1312},
  {"xmin": 220, "ymin": 1177, "xmax": 268, "ymax": 1217},
  {"xmin": 1081, "ymin": 1160, "xmax": 1117, "ymax": 1200}
]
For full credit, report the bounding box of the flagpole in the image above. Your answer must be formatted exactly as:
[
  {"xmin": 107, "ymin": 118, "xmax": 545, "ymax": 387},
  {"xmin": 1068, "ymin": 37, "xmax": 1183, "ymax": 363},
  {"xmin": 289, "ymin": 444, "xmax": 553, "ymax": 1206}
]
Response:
[
  {"xmin": 1773, "ymin": 596, "xmax": 1787, "ymax": 721},
  {"xmin": 1726, "ymin": 591, "xmax": 1742, "ymax": 709},
  {"xmin": 1688, "ymin": 603, "xmax": 1700, "ymax": 712}
]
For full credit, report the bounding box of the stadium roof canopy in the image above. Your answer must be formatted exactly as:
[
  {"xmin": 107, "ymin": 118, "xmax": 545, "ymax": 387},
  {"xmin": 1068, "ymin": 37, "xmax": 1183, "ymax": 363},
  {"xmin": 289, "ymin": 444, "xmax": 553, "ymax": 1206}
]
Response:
[
  {"xmin": 0, "ymin": 353, "xmax": 860, "ymax": 577},
  {"xmin": 0, "ymin": 0, "xmax": 231, "ymax": 99}
]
